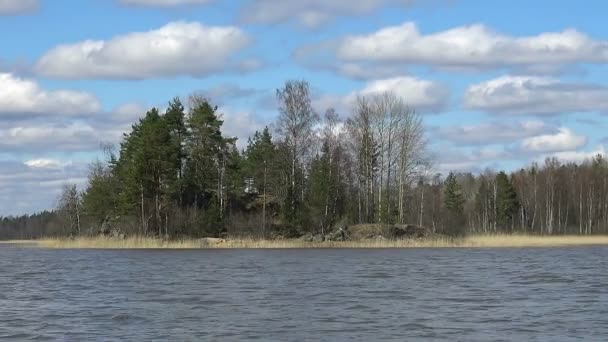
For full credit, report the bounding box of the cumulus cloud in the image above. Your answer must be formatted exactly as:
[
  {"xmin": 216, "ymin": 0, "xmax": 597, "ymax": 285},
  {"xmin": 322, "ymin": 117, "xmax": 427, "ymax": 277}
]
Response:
[
  {"xmin": 35, "ymin": 21, "xmax": 253, "ymax": 79},
  {"xmin": 521, "ymin": 128, "xmax": 587, "ymax": 153},
  {"xmin": 464, "ymin": 76, "xmax": 608, "ymax": 115},
  {"xmin": 0, "ymin": 0, "xmax": 38, "ymax": 15},
  {"xmin": 339, "ymin": 22, "xmax": 608, "ymax": 68},
  {"xmin": 218, "ymin": 108, "xmax": 266, "ymax": 147},
  {"xmin": 314, "ymin": 76, "xmax": 448, "ymax": 114},
  {"xmin": 298, "ymin": 22, "xmax": 608, "ymax": 73},
  {"xmin": 0, "ymin": 73, "xmax": 101, "ymax": 117},
  {"xmin": 24, "ymin": 158, "xmax": 67, "ymax": 170},
  {"xmin": 357, "ymin": 76, "xmax": 448, "ymax": 112},
  {"xmin": 434, "ymin": 120, "xmax": 553, "ymax": 146},
  {"xmin": 0, "ymin": 160, "xmax": 88, "ymax": 216},
  {"xmin": 118, "ymin": 0, "xmax": 211, "ymax": 6},
  {"xmin": 241, "ymin": 0, "xmax": 419, "ymax": 28},
  {"xmin": 0, "ymin": 122, "xmax": 121, "ymax": 153},
  {"xmin": 548, "ymin": 145, "xmax": 606, "ymax": 164},
  {"xmin": 435, "ymin": 145, "xmax": 511, "ymax": 174},
  {"xmin": 197, "ymin": 84, "xmax": 264, "ymax": 105}
]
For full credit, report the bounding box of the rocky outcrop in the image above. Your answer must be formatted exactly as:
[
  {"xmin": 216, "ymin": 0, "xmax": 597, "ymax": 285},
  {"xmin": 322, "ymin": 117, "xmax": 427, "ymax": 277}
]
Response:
[
  {"xmin": 99, "ymin": 215, "xmax": 125, "ymax": 239},
  {"xmin": 327, "ymin": 223, "xmax": 434, "ymax": 241},
  {"xmin": 326, "ymin": 227, "xmax": 349, "ymax": 241},
  {"xmin": 290, "ymin": 223, "xmax": 438, "ymax": 242},
  {"xmin": 199, "ymin": 238, "xmax": 227, "ymax": 246},
  {"xmin": 388, "ymin": 224, "xmax": 432, "ymax": 239}
]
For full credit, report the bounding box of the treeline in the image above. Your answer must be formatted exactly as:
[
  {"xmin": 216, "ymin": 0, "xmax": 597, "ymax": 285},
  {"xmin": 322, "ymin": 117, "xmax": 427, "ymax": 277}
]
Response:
[
  {"xmin": 2, "ymin": 80, "xmax": 608, "ymax": 240},
  {"xmin": 0, "ymin": 211, "xmax": 62, "ymax": 240}
]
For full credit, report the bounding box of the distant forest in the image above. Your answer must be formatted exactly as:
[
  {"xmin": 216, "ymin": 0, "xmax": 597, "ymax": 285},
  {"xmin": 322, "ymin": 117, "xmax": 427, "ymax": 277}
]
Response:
[{"xmin": 2, "ymin": 80, "xmax": 608, "ymax": 240}]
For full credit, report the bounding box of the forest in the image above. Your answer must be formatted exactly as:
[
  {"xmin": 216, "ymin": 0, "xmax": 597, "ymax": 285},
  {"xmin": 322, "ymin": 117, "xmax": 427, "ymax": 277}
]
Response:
[{"xmin": 2, "ymin": 80, "xmax": 608, "ymax": 240}]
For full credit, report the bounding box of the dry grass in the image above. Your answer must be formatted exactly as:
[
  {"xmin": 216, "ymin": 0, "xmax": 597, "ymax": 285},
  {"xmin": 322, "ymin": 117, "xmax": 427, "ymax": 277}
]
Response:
[
  {"xmin": 0, "ymin": 240, "xmax": 36, "ymax": 244},
  {"xmin": 461, "ymin": 234, "xmax": 608, "ymax": 248},
  {"xmin": 4, "ymin": 234, "xmax": 608, "ymax": 249}
]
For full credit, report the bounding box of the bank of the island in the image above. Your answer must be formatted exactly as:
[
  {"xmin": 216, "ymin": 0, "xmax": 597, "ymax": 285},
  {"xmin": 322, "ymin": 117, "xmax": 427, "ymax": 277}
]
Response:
[{"xmin": 5, "ymin": 224, "xmax": 608, "ymax": 249}]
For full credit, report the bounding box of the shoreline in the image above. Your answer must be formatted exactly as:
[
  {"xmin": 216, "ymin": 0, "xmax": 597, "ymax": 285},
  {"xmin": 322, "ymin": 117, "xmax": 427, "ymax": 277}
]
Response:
[{"xmin": 3, "ymin": 235, "xmax": 608, "ymax": 249}]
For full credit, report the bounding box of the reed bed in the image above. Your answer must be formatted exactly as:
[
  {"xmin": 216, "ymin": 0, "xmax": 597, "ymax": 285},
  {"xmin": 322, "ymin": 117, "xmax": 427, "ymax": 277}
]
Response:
[{"xmin": 8, "ymin": 234, "xmax": 608, "ymax": 249}]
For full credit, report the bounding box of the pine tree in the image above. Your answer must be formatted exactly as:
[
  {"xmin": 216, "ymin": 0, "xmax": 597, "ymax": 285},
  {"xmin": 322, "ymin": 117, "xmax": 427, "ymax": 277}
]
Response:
[
  {"xmin": 444, "ymin": 172, "xmax": 465, "ymax": 235},
  {"xmin": 496, "ymin": 171, "xmax": 519, "ymax": 231}
]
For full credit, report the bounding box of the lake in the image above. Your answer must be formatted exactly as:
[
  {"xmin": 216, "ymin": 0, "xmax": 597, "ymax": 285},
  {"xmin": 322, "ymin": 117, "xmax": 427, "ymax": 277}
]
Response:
[{"xmin": 1, "ymin": 245, "xmax": 607, "ymax": 341}]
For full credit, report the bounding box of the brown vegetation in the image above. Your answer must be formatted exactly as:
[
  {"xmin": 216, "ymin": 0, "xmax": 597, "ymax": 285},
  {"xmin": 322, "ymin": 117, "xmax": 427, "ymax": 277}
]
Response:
[{"xmin": 11, "ymin": 234, "xmax": 608, "ymax": 249}]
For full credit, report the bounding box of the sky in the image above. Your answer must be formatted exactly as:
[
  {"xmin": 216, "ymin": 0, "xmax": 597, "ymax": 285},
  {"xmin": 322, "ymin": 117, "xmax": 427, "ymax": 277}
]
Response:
[{"xmin": 1, "ymin": 0, "xmax": 608, "ymax": 215}]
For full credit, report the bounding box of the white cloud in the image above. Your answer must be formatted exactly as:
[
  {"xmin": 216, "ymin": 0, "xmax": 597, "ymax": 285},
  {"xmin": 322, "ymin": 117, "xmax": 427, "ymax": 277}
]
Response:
[
  {"xmin": 356, "ymin": 76, "xmax": 448, "ymax": 112},
  {"xmin": 435, "ymin": 120, "xmax": 553, "ymax": 146},
  {"xmin": 522, "ymin": 128, "xmax": 587, "ymax": 153},
  {"xmin": 0, "ymin": 73, "xmax": 101, "ymax": 117},
  {"xmin": 0, "ymin": 123, "xmax": 110, "ymax": 152},
  {"xmin": 118, "ymin": 0, "xmax": 210, "ymax": 6},
  {"xmin": 0, "ymin": 160, "xmax": 88, "ymax": 216},
  {"xmin": 35, "ymin": 21, "xmax": 252, "ymax": 79},
  {"xmin": 312, "ymin": 76, "xmax": 449, "ymax": 113},
  {"xmin": 24, "ymin": 159, "xmax": 67, "ymax": 170},
  {"xmin": 0, "ymin": 101, "xmax": 144, "ymax": 153},
  {"xmin": 300, "ymin": 22, "xmax": 608, "ymax": 71},
  {"xmin": 0, "ymin": 0, "xmax": 38, "ymax": 15},
  {"xmin": 435, "ymin": 145, "xmax": 510, "ymax": 174},
  {"xmin": 241, "ymin": 0, "xmax": 418, "ymax": 28},
  {"xmin": 464, "ymin": 76, "xmax": 608, "ymax": 115},
  {"xmin": 315, "ymin": 76, "xmax": 448, "ymax": 114},
  {"xmin": 197, "ymin": 84, "xmax": 263, "ymax": 105},
  {"xmin": 219, "ymin": 108, "xmax": 265, "ymax": 148},
  {"xmin": 550, "ymin": 145, "xmax": 606, "ymax": 164}
]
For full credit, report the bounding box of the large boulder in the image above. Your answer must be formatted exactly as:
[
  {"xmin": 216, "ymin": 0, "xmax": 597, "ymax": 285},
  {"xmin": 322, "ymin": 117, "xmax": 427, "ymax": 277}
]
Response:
[
  {"xmin": 298, "ymin": 233, "xmax": 313, "ymax": 242},
  {"xmin": 388, "ymin": 224, "xmax": 432, "ymax": 239},
  {"xmin": 199, "ymin": 238, "xmax": 227, "ymax": 247},
  {"xmin": 326, "ymin": 227, "xmax": 349, "ymax": 241},
  {"xmin": 312, "ymin": 234, "xmax": 325, "ymax": 242},
  {"xmin": 99, "ymin": 215, "xmax": 122, "ymax": 236}
]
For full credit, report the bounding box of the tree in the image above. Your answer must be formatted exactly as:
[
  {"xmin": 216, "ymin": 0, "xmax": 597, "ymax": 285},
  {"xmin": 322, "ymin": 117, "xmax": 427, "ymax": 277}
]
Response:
[
  {"xmin": 275, "ymin": 80, "xmax": 319, "ymax": 225},
  {"xmin": 115, "ymin": 108, "xmax": 175, "ymax": 236},
  {"xmin": 444, "ymin": 172, "xmax": 465, "ymax": 235},
  {"xmin": 346, "ymin": 97, "xmax": 379, "ymax": 224},
  {"xmin": 81, "ymin": 159, "xmax": 120, "ymax": 224},
  {"xmin": 495, "ymin": 171, "xmax": 519, "ymax": 231},
  {"xmin": 243, "ymin": 127, "xmax": 277, "ymax": 235},
  {"xmin": 57, "ymin": 184, "xmax": 82, "ymax": 235},
  {"xmin": 164, "ymin": 97, "xmax": 188, "ymax": 206}
]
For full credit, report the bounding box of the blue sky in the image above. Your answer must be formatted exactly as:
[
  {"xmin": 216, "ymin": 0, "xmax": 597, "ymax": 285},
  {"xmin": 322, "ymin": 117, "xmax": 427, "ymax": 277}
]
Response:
[{"xmin": 1, "ymin": 0, "xmax": 608, "ymax": 215}]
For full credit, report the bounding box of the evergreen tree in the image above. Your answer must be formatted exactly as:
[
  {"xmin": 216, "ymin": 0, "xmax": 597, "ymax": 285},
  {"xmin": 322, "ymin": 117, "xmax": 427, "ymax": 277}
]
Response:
[
  {"xmin": 164, "ymin": 97, "xmax": 188, "ymax": 206},
  {"xmin": 496, "ymin": 171, "xmax": 519, "ymax": 230},
  {"xmin": 115, "ymin": 108, "xmax": 175, "ymax": 235},
  {"xmin": 444, "ymin": 172, "xmax": 465, "ymax": 235}
]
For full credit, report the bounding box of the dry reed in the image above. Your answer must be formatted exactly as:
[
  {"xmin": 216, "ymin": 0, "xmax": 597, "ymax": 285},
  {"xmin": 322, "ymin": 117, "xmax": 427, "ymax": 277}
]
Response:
[{"xmin": 5, "ymin": 234, "xmax": 608, "ymax": 249}]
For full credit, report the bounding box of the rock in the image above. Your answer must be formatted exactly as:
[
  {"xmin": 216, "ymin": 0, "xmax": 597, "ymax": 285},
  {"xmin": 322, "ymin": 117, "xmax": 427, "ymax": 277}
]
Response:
[
  {"xmin": 388, "ymin": 224, "xmax": 431, "ymax": 239},
  {"xmin": 199, "ymin": 238, "xmax": 227, "ymax": 246},
  {"xmin": 312, "ymin": 234, "xmax": 325, "ymax": 242},
  {"xmin": 326, "ymin": 227, "xmax": 349, "ymax": 241},
  {"xmin": 371, "ymin": 235, "xmax": 386, "ymax": 241},
  {"xmin": 110, "ymin": 228, "xmax": 123, "ymax": 238},
  {"xmin": 99, "ymin": 214, "xmax": 121, "ymax": 236},
  {"xmin": 298, "ymin": 233, "xmax": 313, "ymax": 242}
]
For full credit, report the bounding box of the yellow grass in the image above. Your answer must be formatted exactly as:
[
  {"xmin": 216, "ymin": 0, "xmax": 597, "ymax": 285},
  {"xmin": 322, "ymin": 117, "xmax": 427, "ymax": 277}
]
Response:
[{"xmin": 3, "ymin": 234, "xmax": 608, "ymax": 249}]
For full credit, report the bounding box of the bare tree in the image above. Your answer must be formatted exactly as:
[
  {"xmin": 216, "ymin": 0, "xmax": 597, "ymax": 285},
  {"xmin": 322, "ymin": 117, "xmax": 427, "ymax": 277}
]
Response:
[
  {"xmin": 57, "ymin": 184, "xmax": 81, "ymax": 235},
  {"xmin": 275, "ymin": 80, "xmax": 319, "ymax": 217}
]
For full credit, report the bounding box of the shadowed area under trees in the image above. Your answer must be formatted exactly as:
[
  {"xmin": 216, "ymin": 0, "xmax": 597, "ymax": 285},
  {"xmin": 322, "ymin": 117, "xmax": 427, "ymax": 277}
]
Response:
[{"xmin": 2, "ymin": 80, "xmax": 608, "ymax": 240}]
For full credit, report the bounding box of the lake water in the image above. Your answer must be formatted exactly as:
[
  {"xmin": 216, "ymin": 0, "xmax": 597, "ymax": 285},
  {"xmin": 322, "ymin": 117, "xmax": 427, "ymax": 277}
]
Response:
[{"xmin": 1, "ymin": 245, "xmax": 607, "ymax": 341}]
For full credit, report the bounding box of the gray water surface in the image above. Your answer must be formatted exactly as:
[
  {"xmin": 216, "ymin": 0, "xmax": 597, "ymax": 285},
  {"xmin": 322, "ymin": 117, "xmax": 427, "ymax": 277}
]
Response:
[{"xmin": 1, "ymin": 245, "xmax": 607, "ymax": 341}]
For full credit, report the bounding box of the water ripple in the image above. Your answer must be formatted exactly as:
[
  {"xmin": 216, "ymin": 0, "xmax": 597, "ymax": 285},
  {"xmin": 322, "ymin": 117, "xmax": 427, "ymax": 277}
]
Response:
[{"xmin": 0, "ymin": 245, "xmax": 607, "ymax": 341}]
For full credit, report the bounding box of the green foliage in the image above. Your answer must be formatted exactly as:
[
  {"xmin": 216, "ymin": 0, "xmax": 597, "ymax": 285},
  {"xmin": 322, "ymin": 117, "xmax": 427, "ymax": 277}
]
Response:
[
  {"xmin": 495, "ymin": 171, "xmax": 519, "ymax": 229},
  {"xmin": 81, "ymin": 160, "xmax": 120, "ymax": 223},
  {"xmin": 444, "ymin": 172, "xmax": 465, "ymax": 235}
]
